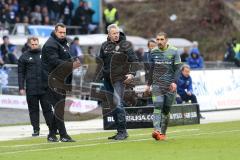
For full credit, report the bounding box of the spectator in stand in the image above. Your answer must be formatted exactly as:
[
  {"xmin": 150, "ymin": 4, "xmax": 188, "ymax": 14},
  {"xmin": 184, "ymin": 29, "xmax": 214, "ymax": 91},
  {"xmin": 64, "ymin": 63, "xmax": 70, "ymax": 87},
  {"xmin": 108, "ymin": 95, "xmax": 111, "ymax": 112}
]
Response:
[
  {"xmin": 21, "ymin": 37, "xmax": 31, "ymax": 54},
  {"xmin": 181, "ymin": 47, "xmax": 189, "ymax": 63},
  {"xmin": 84, "ymin": 2, "xmax": 97, "ymax": 34},
  {"xmin": 15, "ymin": 15, "xmax": 21, "ymax": 23},
  {"xmin": 135, "ymin": 48, "xmax": 144, "ymax": 62},
  {"xmin": 74, "ymin": 0, "xmax": 88, "ymax": 34},
  {"xmin": 0, "ymin": 4, "xmax": 7, "ymax": 24},
  {"xmin": 231, "ymin": 38, "xmax": 240, "ymax": 67},
  {"xmin": 41, "ymin": 6, "xmax": 49, "ymax": 24},
  {"xmin": 17, "ymin": 0, "xmax": 29, "ymax": 8},
  {"xmin": 27, "ymin": 0, "xmax": 41, "ymax": 8},
  {"xmin": 0, "ymin": 36, "xmax": 17, "ymax": 64},
  {"xmin": 70, "ymin": 37, "xmax": 84, "ymax": 63},
  {"xmin": 43, "ymin": 16, "xmax": 51, "ymax": 25},
  {"xmin": 143, "ymin": 40, "xmax": 157, "ymax": 80},
  {"xmin": 103, "ymin": 4, "xmax": 119, "ymax": 33},
  {"xmin": 30, "ymin": 5, "xmax": 42, "ymax": 24},
  {"xmin": 17, "ymin": 5, "xmax": 29, "ymax": 22},
  {"xmin": 11, "ymin": 0, "xmax": 19, "ymax": 14},
  {"xmin": 224, "ymin": 41, "xmax": 235, "ymax": 62},
  {"xmin": 48, "ymin": 0, "xmax": 62, "ymax": 24},
  {"xmin": 38, "ymin": 0, "xmax": 48, "ymax": 6},
  {"xmin": 0, "ymin": 0, "xmax": 98, "ymax": 34},
  {"xmin": 84, "ymin": 46, "xmax": 96, "ymax": 64},
  {"xmin": 143, "ymin": 40, "xmax": 157, "ymax": 105},
  {"xmin": 187, "ymin": 48, "xmax": 204, "ymax": 69},
  {"xmin": 23, "ymin": 15, "xmax": 29, "ymax": 24},
  {"xmin": 144, "ymin": 40, "xmax": 157, "ymax": 61},
  {"xmin": 3, "ymin": 3, "xmax": 17, "ymax": 27},
  {"xmin": 60, "ymin": 0, "xmax": 74, "ymax": 25},
  {"xmin": 6, "ymin": 0, "xmax": 19, "ymax": 22}
]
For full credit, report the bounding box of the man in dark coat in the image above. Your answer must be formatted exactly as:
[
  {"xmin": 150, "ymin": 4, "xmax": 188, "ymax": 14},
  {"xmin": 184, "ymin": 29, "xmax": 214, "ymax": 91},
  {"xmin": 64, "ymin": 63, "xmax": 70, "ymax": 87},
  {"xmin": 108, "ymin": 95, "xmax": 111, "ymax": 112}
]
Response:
[
  {"xmin": 18, "ymin": 36, "xmax": 54, "ymax": 137},
  {"xmin": 42, "ymin": 23, "xmax": 81, "ymax": 142},
  {"xmin": 98, "ymin": 24, "xmax": 138, "ymax": 140}
]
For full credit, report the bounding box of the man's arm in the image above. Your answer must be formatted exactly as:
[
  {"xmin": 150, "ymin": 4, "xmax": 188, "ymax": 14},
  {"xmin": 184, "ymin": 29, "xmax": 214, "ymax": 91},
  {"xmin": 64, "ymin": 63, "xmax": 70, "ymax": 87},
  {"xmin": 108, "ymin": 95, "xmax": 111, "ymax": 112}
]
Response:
[
  {"xmin": 147, "ymin": 53, "xmax": 154, "ymax": 86},
  {"xmin": 188, "ymin": 77, "xmax": 193, "ymax": 93},
  {"xmin": 125, "ymin": 41, "xmax": 138, "ymax": 76},
  {"xmin": 18, "ymin": 56, "xmax": 26, "ymax": 94},
  {"xmin": 170, "ymin": 50, "xmax": 182, "ymax": 92},
  {"xmin": 0, "ymin": 52, "xmax": 4, "ymax": 65},
  {"xmin": 94, "ymin": 45, "xmax": 104, "ymax": 82},
  {"xmin": 144, "ymin": 53, "xmax": 154, "ymax": 94},
  {"xmin": 123, "ymin": 42, "xmax": 139, "ymax": 84},
  {"xmin": 173, "ymin": 52, "xmax": 182, "ymax": 83},
  {"xmin": 199, "ymin": 57, "xmax": 204, "ymax": 69},
  {"xmin": 176, "ymin": 77, "xmax": 186, "ymax": 95}
]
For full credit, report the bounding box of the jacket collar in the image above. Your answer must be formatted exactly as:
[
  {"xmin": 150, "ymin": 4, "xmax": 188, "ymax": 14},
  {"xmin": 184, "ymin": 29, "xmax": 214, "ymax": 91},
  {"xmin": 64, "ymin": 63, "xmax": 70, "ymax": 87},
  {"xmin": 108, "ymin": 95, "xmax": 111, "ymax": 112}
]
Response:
[
  {"xmin": 29, "ymin": 48, "xmax": 41, "ymax": 53},
  {"xmin": 51, "ymin": 31, "xmax": 67, "ymax": 44},
  {"xmin": 107, "ymin": 32, "xmax": 126, "ymax": 44}
]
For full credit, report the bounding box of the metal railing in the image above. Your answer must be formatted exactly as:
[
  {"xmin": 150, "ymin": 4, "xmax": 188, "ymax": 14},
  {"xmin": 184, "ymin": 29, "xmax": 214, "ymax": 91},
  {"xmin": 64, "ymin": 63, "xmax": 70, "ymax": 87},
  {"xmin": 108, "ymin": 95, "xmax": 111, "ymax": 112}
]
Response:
[
  {"xmin": 0, "ymin": 61, "xmax": 239, "ymax": 96},
  {"xmin": 0, "ymin": 64, "xmax": 90, "ymax": 97}
]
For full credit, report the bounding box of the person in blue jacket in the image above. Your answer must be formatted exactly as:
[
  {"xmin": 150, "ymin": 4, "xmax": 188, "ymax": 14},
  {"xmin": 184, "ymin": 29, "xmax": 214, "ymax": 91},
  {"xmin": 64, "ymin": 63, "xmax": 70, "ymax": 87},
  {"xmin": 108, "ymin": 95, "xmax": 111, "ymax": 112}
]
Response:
[
  {"xmin": 177, "ymin": 64, "xmax": 197, "ymax": 103},
  {"xmin": 187, "ymin": 48, "xmax": 204, "ymax": 69},
  {"xmin": 177, "ymin": 64, "xmax": 204, "ymax": 118}
]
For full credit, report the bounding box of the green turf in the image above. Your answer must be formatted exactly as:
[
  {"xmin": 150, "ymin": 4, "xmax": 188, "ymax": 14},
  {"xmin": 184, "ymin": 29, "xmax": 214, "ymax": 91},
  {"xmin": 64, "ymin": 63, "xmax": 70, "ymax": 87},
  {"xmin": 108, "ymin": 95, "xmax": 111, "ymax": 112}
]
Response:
[{"xmin": 0, "ymin": 121, "xmax": 240, "ymax": 160}]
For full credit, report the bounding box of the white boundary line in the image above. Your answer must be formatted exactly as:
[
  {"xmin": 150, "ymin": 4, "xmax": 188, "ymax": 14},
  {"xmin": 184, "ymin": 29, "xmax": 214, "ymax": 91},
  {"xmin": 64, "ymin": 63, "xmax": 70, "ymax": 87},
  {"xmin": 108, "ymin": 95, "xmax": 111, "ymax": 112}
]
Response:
[
  {"xmin": 1, "ymin": 129, "xmax": 240, "ymax": 155},
  {"xmin": 0, "ymin": 129, "xmax": 199, "ymax": 148}
]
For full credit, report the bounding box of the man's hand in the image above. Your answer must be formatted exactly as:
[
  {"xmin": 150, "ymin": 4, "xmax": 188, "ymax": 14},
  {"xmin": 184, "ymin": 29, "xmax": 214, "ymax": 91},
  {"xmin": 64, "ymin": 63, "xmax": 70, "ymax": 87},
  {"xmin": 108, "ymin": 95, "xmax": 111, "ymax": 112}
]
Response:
[
  {"xmin": 144, "ymin": 85, "xmax": 151, "ymax": 96},
  {"xmin": 169, "ymin": 83, "xmax": 177, "ymax": 92},
  {"xmin": 19, "ymin": 89, "xmax": 25, "ymax": 95},
  {"xmin": 124, "ymin": 74, "xmax": 134, "ymax": 84},
  {"xmin": 0, "ymin": 59, "xmax": 4, "ymax": 65},
  {"xmin": 186, "ymin": 91, "xmax": 192, "ymax": 96},
  {"xmin": 73, "ymin": 59, "xmax": 81, "ymax": 69}
]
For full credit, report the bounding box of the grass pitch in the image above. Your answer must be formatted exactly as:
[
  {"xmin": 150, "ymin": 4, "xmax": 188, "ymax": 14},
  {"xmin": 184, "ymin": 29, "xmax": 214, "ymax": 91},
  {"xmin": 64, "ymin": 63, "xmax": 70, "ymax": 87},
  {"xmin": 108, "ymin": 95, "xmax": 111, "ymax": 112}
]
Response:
[{"xmin": 0, "ymin": 121, "xmax": 240, "ymax": 160}]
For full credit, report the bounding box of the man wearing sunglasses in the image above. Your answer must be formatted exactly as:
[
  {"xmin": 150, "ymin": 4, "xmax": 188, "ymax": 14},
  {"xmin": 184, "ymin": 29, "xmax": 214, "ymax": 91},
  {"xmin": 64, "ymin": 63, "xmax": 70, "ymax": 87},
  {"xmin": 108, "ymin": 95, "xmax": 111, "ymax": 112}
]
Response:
[{"xmin": 145, "ymin": 32, "xmax": 181, "ymax": 141}]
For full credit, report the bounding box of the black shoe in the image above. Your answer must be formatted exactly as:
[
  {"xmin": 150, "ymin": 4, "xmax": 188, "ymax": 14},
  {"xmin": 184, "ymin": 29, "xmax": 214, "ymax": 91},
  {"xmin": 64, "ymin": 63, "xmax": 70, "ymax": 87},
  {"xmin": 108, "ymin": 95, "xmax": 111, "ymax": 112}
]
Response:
[
  {"xmin": 60, "ymin": 135, "xmax": 76, "ymax": 142},
  {"xmin": 47, "ymin": 134, "xmax": 59, "ymax": 142},
  {"xmin": 32, "ymin": 130, "xmax": 40, "ymax": 137},
  {"xmin": 114, "ymin": 132, "xmax": 129, "ymax": 140},
  {"xmin": 108, "ymin": 134, "xmax": 117, "ymax": 140}
]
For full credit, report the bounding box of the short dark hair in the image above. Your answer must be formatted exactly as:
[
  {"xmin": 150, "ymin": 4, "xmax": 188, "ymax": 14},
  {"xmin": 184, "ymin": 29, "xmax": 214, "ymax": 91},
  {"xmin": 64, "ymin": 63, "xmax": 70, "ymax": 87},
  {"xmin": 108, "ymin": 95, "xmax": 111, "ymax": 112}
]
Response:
[
  {"xmin": 74, "ymin": 37, "xmax": 79, "ymax": 41},
  {"xmin": 3, "ymin": 35, "xmax": 9, "ymax": 40},
  {"xmin": 147, "ymin": 39, "xmax": 156, "ymax": 47},
  {"xmin": 157, "ymin": 32, "xmax": 168, "ymax": 39},
  {"xmin": 55, "ymin": 23, "xmax": 66, "ymax": 31}
]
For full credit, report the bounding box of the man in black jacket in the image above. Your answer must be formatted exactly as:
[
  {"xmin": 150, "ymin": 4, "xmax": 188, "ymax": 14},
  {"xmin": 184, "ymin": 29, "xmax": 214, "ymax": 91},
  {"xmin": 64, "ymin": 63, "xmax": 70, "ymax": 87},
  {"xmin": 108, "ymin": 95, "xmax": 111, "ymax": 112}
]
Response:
[
  {"xmin": 98, "ymin": 24, "xmax": 138, "ymax": 140},
  {"xmin": 18, "ymin": 37, "xmax": 54, "ymax": 137},
  {"xmin": 42, "ymin": 23, "xmax": 81, "ymax": 142}
]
